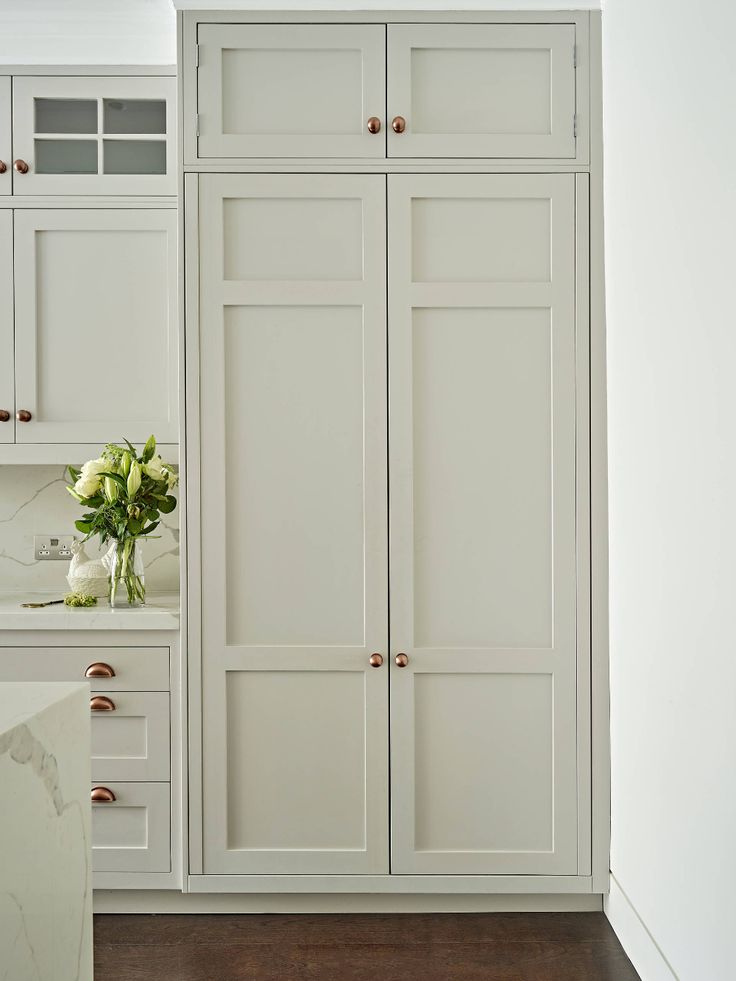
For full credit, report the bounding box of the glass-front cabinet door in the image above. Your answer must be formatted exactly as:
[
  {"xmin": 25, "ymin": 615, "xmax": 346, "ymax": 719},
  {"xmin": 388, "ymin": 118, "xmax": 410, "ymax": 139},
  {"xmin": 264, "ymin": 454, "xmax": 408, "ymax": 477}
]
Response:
[{"xmin": 12, "ymin": 76, "xmax": 175, "ymax": 194}]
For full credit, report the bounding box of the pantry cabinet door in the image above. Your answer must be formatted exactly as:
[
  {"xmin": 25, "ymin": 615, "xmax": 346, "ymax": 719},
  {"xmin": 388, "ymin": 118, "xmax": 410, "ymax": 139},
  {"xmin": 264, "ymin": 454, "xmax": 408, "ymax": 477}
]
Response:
[
  {"xmin": 197, "ymin": 174, "xmax": 389, "ymax": 874},
  {"xmin": 196, "ymin": 25, "xmax": 386, "ymax": 158},
  {"xmin": 0, "ymin": 77, "xmax": 10, "ymax": 195},
  {"xmin": 0, "ymin": 210, "xmax": 13, "ymax": 442},
  {"xmin": 388, "ymin": 174, "xmax": 582, "ymax": 874},
  {"xmin": 387, "ymin": 24, "xmax": 576, "ymax": 158},
  {"xmin": 13, "ymin": 209, "xmax": 178, "ymax": 444}
]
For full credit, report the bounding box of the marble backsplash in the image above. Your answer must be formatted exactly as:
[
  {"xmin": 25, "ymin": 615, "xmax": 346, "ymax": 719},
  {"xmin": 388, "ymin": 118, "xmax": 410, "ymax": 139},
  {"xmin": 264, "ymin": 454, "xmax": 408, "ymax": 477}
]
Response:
[{"xmin": 0, "ymin": 466, "xmax": 179, "ymax": 593}]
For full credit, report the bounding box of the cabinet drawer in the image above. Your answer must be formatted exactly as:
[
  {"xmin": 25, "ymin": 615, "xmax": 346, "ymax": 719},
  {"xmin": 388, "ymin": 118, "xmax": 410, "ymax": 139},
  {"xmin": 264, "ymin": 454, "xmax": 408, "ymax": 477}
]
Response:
[
  {"xmin": 195, "ymin": 24, "xmax": 386, "ymax": 159},
  {"xmin": 91, "ymin": 782, "xmax": 170, "ymax": 873},
  {"xmin": 0, "ymin": 647, "xmax": 169, "ymax": 691},
  {"xmin": 91, "ymin": 691, "xmax": 170, "ymax": 782},
  {"xmin": 387, "ymin": 24, "xmax": 576, "ymax": 158}
]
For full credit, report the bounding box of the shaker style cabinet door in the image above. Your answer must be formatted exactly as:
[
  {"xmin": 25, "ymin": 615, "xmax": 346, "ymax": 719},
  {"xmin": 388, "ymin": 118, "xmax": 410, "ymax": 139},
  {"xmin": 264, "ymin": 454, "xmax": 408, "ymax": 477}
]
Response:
[
  {"xmin": 12, "ymin": 76, "xmax": 176, "ymax": 195},
  {"xmin": 388, "ymin": 175, "xmax": 583, "ymax": 874},
  {"xmin": 387, "ymin": 25, "xmax": 576, "ymax": 158},
  {"xmin": 13, "ymin": 209, "xmax": 178, "ymax": 443},
  {"xmin": 195, "ymin": 25, "xmax": 386, "ymax": 158},
  {"xmin": 0, "ymin": 211, "xmax": 13, "ymax": 442},
  {"xmin": 0, "ymin": 77, "xmax": 10, "ymax": 194},
  {"xmin": 197, "ymin": 174, "xmax": 389, "ymax": 873}
]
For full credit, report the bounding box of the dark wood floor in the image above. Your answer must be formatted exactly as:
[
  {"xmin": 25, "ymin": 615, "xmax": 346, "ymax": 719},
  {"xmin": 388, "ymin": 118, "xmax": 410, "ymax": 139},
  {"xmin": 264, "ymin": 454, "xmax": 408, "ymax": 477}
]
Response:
[{"xmin": 94, "ymin": 912, "xmax": 640, "ymax": 980}]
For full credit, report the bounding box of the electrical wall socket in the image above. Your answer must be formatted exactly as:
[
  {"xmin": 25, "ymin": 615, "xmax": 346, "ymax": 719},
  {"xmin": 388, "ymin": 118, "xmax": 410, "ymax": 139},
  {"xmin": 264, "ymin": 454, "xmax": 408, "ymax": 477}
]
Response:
[{"xmin": 34, "ymin": 535, "xmax": 76, "ymax": 561}]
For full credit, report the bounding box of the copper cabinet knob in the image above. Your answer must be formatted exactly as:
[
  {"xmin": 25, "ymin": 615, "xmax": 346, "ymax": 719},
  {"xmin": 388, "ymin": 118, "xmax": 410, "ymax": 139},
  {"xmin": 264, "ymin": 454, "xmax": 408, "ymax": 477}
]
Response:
[
  {"xmin": 90, "ymin": 695, "xmax": 116, "ymax": 712},
  {"xmin": 16, "ymin": 409, "xmax": 31, "ymax": 422},
  {"xmin": 0, "ymin": 410, "xmax": 9, "ymax": 422},
  {"xmin": 395, "ymin": 653, "xmax": 409, "ymax": 667},
  {"xmin": 0, "ymin": 161, "xmax": 6, "ymax": 174},
  {"xmin": 367, "ymin": 116, "xmax": 381, "ymax": 134},
  {"xmin": 85, "ymin": 662, "xmax": 116, "ymax": 679},
  {"xmin": 91, "ymin": 786, "xmax": 116, "ymax": 803},
  {"xmin": 391, "ymin": 116, "xmax": 406, "ymax": 134},
  {"xmin": 369, "ymin": 653, "xmax": 384, "ymax": 667},
  {"xmin": 13, "ymin": 159, "xmax": 29, "ymax": 174}
]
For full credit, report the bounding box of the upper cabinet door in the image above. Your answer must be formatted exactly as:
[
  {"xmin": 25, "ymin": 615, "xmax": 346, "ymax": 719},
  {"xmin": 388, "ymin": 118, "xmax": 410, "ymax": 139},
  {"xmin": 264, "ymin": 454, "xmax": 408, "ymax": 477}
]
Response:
[
  {"xmin": 12, "ymin": 76, "xmax": 176, "ymax": 195},
  {"xmin": 0, "ymin": 211, "xmax": 13, "ymax": 442},
  {"xmin": 196, "ymin": 25, "xmax": 386, "ymax": 158},
  {"xmin": 14, "ymin": 209, "xmax": 178, "ymax": 444},
  {"xmin": 387, "ymin": 24, "xmax": 576, "ymax": 158},
  {"xmin": 0, "ymin": 78, "xmax": 11, "ymax": 195}
]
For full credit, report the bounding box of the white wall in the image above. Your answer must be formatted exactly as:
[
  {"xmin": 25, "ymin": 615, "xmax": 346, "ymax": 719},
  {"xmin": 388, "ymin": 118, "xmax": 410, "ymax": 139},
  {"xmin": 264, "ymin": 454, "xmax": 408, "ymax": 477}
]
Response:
[
  {"xmin": 0, "ymin": 0, "xmax": 175, "ymax": 65},
  {"xmin": 603, "ymin": 1, "xmax": 736, "ymax": 978}
]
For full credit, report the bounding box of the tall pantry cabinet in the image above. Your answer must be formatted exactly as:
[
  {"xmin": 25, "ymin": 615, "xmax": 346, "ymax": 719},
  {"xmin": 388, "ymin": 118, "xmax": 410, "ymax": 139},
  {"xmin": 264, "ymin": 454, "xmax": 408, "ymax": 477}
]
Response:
[{"xmin": 181, "ymin": 8, "xmax": 608, "ymax": 902}]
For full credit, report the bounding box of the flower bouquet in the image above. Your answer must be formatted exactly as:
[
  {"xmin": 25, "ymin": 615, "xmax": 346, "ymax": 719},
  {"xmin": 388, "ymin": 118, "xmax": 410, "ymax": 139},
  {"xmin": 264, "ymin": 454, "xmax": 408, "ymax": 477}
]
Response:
[{"xmin": 66, "ymin": 436, "xmax": 178, "ymax": 607}]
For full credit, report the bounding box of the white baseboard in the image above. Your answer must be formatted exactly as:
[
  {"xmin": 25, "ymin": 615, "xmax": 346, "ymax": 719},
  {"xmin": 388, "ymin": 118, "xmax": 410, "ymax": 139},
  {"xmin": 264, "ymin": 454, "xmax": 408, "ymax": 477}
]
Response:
[
  {"xmin": 605, "ymin": 874, "xmax": 678, "ymax": 981},
  {"xmin": 94, "ymin": 890, "xmax": 603, "ymax": 914}
]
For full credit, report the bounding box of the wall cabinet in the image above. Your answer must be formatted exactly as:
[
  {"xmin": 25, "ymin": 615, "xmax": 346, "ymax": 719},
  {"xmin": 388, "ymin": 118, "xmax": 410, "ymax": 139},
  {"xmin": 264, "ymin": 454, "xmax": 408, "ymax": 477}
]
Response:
[
  {"xmin": 11, "ymin": 208, "xmax": 178, "ymax": 444},
  {"xmin": 12, "ymin": 76, "xmax": 176, "ymax": 195},
  {"xmin": 190, "ymin": 22, "xmax": 578, "ymax": 161},
  {"xmin": 0, "ymin": 77, "xmax": 10, "ymax": 195}
]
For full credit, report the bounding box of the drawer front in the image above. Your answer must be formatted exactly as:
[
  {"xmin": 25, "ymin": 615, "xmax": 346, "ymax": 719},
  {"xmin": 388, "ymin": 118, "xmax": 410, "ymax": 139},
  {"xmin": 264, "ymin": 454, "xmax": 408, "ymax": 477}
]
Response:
[
  {"xmin": 196, "ymin": 24, "xmax": 386, "ymax": 159},
  {"xmin": 0, "ymin": 647, "xmax": 169, "ymax": 690},
  {"xmin": 387, "ymin": 24, "xmax": 576, "ymax": 159},
  {"xmin": 91, "ymin": 782, "xmax": 171, "ymax": 873},
  {"xmin": 91, "ymin": 691, "xmax": 170, "ymax": 782}
]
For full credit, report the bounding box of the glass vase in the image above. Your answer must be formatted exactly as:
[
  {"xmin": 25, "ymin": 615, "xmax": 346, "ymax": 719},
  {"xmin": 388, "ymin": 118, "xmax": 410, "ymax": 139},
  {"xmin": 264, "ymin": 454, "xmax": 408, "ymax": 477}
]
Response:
[{"xmin": 106, "ymin": 538, "xmax": 146, "ymax": 607}]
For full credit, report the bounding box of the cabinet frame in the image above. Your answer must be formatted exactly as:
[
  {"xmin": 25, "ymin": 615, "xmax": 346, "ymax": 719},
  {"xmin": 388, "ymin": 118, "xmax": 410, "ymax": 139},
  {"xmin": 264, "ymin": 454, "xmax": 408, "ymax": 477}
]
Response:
[{"xmin": 0, "ymin": 77, "xmax": 10, "ymax": 195}]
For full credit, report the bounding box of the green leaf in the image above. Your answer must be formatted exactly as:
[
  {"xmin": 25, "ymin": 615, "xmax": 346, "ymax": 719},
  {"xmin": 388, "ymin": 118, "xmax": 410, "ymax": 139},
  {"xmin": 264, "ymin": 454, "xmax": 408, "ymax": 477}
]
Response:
[
  {"xmin": 67, "ymin": 465, "xmax": 81, "ymax": 483},
  {"xmin": 128, "ymin": 517, "xmax": 143, "ymax": 535},
  {"xmin": 99, "ymin": 471, "xmax": 127, "ymax": 489},
  {"xmin": 158, "ymin": 495, "xmax": 177, "ymax": 514},
  {"xmin": 66, "ymin": 486, "xmax": 85, "ymax": 503},
  {"xmin": 74, "ymin": 520, "xmax": 92, "ymax": 533},
  {"xmin": 146, "ymin": 509, "xmax": 159, "ymax": 522},
  {"xmin": 141, "ymin": 521, "xmax": 159, "ymax": 536},
  {"xmin": 122, "ymin": 437, "xmax": 138, "ymax": 457},
  {"xmin": 142, "ymin": 435, "xmax": 156, "ymax": 464}
]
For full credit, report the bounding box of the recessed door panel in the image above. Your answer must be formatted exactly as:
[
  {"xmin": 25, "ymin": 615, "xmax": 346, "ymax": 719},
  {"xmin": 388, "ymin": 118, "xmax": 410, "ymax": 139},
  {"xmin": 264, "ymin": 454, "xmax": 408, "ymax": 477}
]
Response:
[
  {"xmin": 389, "ymin": 174, "xmax": 582, "ymax": 874},
  {"xmin": 388, "ymin": 25, "xmax": 576, "ymax": 158},
  {"xmin": 197, "ymin": 174, "xmax": 388, "ymax": 874},
  {"xmin": 196, "ymin": 25, "xmax": 386, "ymax": 158}
]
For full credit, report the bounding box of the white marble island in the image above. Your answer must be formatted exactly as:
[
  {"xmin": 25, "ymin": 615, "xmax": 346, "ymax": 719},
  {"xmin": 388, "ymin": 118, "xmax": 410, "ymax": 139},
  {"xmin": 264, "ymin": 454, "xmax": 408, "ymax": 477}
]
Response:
[{"xmin": 0, "ymin": 683, "xmax": 93, "ymax": 981}]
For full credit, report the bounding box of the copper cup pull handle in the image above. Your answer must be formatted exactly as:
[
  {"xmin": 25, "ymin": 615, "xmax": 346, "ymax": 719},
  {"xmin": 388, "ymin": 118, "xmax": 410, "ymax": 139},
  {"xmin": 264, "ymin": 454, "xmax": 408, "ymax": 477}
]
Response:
[
  {"xmin": 395, "ymin": 653, "xmax": 409, "ymax": 667},
  {"xmin": 369, "ymin": 653, "xmax": 384, "ymax": 667},
  {"xmin": 13, "ymin": 159, "xmax": 29, "ymax": 174},
  {"xmin": 91, "ymin": 786, "xmax": 116, "ymax": 803},
  {"xmin": 367, "ymin": 116, "xmax": 381, "ymax": 134},
  {"xmin": 0, "ymin": 410, "xmax": 9, "ymax": 422},
  {"xmin": 0, "ymin": 161, "xmax": 6, "ymax": 174},
  {"xmin": 85, "ymin": 662, "xmax": 115, "ymax": 679},
  {"xmin": 90, "ymin": 695, "xmax": 115, "ymax": 712},
  {"xmin": 391, "ymin": 116, "xmax": 406, "ymax": 134},
  {"xmin": 16, "ymin": 409, "xmax": 31, "ymax": 422}
]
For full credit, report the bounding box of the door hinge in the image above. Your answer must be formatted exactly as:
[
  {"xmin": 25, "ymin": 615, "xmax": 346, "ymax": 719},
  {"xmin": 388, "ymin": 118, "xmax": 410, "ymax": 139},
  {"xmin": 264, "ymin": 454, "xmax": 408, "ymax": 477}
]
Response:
[
  {"xmin": 573, "ymin": 113, "xmax": 578, "ymax": 138},
  {"xmin": 573, "ymin": 43, "xmax": 577, "ymax": 68},
  {"xmin": 195, "ymin": 113, "xmax": 200, "ymax": 137},
  {"xmin": 195, "ymin": 43, "xmax": 200, "ymax": 67}
]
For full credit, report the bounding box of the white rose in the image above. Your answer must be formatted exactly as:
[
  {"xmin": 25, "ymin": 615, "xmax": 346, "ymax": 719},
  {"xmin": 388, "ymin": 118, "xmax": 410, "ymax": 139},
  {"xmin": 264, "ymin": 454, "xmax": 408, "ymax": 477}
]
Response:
[
  {"xmin": 81, "ymin": 457, "xmax": 107, "ymax": 479},
  {"xmin": 142, "ymin": 455, "xmax": 165, "ymax": 481},
  {"xmin": 74, "ymin": 476, "xmax": 101, "ymax": 499}
]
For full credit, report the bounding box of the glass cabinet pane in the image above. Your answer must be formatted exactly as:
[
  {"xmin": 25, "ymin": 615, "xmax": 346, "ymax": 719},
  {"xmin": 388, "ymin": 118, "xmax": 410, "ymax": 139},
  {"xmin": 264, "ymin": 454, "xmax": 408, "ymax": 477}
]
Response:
[
  {"xmin": 103, "ymin": 99, "xmax": 166, "ymax": 134},
  {"xmin": 35, "ymin": 99, "xmax": 97, "ymax": 134},
  {"xmin": 103, "ymin": 140, "xmax": 166, "ymax": 174},
  {"xmin": 35, "ymin": 139, "xmax": 98, "ymax": 174}
]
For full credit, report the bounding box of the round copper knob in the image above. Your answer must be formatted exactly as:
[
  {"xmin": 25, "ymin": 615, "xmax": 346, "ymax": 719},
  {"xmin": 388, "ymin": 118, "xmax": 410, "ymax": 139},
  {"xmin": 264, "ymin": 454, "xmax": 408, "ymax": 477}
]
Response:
[
  {"xmin": 91, "ymin": 786, "xmax": 116, "ymax": 803},
  {"xmin": 85, "ymin": 661, "xmax": 115, "ymax": 678},
  {"xmin": 90, "ymin": 695, "xmax": 116, "ymax": 712},
  {"xmin": 0, "ymin": 410, "xmax": 9, "ymax": 422},
  {"xmin": 391, "ymin": 116, "xmax": 406, "ymax": 134},
  {"xmin": 16, "ymin": 409, "xmax": 31, "ymax": 422},
  {"xmin": 395, "ymin": 653, "xmax": 409, "ymax": 667},
  {"xmin": 369, "ymin": 653, "xmax": 384, "ymax": 667},
  {"xmin": 13, "ymin": 159, "xmax": 29, "ymax": 174},
  {"xmin": 0, "ymin": 161, "xmax": 6, "ymax": 174},
  {"xmin": 367, "ymin": 116, "xmax": 381, "ymax": 134}
]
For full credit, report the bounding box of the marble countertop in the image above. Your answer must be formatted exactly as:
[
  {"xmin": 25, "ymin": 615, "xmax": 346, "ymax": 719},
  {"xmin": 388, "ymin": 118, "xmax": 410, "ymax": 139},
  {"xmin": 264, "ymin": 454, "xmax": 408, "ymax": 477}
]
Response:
[
  {"xmin": 0, "ymin": 681, "xmax": 89, "ymax": 734},
  {"xmin": 0, "ymin": 592, "xmax": 180, "ymax": 631}
]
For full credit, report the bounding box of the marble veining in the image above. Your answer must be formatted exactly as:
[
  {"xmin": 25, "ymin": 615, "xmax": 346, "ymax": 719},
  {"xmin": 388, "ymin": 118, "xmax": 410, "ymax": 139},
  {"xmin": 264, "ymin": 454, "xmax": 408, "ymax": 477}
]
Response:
[
  {"xmin": 0, "ymin": 683, "xmax": 92, "ymax": 981},
  {"xmin": 0, "ymin": 465, "xmax": 179, "ymax": 592}
]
